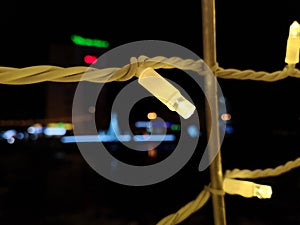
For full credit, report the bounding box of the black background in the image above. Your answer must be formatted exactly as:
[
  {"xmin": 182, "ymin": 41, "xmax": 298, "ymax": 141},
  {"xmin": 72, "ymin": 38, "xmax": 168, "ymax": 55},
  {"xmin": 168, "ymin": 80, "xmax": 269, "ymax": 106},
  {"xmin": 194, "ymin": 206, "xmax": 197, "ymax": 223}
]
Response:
[{"xmin": 0, "ymin": 1, "xmax": 300, "ymax": 225}]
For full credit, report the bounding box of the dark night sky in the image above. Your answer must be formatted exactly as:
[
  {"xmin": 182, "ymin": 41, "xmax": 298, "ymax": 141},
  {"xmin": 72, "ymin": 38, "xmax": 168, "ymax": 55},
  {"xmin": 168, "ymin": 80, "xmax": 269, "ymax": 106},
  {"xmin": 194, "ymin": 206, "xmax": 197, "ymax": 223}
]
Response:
[
  {"xmin": 0, "ymin": 0, "xmax": 299, "ymax": 68},
  {"xmin": 0, "ymin": 1, "xmax": 299, "ymax": 70},
  {"xmin": 0, "ymin": 1, "xmax": 300, "ymax": 225},
  {"xmin": 1, "ymin": 0, "xmax": 300, "ymax": 167},
  {"xmin": 1, "ymin": 0, "xmax": 300, "ymax": 127},
  {"xmin": 0, "ymin": 1, "xmax": 299, "ymax": 151}
]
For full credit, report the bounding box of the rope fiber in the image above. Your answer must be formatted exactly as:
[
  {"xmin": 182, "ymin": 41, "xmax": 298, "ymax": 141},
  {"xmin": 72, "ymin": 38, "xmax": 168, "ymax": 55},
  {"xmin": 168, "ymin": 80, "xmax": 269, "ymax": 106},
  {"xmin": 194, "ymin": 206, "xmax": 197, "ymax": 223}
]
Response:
[
  {"xmin": 0, "ymin": 56, "xmax": 205, "ymax": 84},
  {"xmin": 1, "ymin": 56, "xmax": 300, "ymax": 84}
]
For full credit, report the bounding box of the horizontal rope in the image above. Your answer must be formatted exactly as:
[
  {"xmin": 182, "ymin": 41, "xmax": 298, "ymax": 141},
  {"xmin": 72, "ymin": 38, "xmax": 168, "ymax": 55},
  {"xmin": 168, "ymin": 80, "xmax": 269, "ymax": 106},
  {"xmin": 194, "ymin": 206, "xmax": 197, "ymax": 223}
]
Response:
[
  {"xmin": 1, "ymin": 56, "xmax": 300, "ymax": 85},
  {"xmin": 0, "ymin": 56, "xmax": 204, "ymax": 85},
  {"xmin": 215, "ymin": 65, "xmax": 300, "ymax": 81},
  {"xmin": 225, "ymin": 156, "xmax": 300, "ymax": 179}
]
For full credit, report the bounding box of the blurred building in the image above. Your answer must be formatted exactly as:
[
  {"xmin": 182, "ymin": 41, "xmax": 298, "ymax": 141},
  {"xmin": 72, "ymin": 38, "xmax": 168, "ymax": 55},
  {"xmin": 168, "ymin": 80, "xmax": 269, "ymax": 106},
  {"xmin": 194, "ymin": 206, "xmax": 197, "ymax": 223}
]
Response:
[{"xmin": 46, "ymin": 36, "xmax": 109, "ymax": 121}]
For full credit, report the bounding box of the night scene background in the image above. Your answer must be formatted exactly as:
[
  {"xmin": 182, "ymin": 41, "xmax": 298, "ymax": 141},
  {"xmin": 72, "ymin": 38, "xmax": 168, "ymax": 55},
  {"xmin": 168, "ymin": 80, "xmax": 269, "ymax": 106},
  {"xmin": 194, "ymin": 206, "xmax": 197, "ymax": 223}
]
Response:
[{"xmin": 0, "ymin": 0, "xmax": 300, "ymax": 225}]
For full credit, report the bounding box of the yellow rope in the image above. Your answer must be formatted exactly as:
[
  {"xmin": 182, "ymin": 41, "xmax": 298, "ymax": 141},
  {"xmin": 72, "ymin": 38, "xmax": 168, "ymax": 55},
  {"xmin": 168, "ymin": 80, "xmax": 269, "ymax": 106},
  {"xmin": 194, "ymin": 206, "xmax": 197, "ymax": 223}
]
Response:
[
  {"xmin": 216, "ymin": 66, "xmax": 300, "ymax": 81},
  {"xmin": 1, "ymin": 56, "xmax": 300, "ymax": 85},
  {"xmin": 225, "ymin": 157, "xmax": 300, "ymax": 179},
  {"xmin": 0, "ymin": 56, "xmax": 204, "ymax": 85},
  {"xmin": 156, "ymin": 188, "xmax": 211, "ymax": 225},
  {"xmin": 156, "ymin": 156, "xmax": 300, "ymax": 225}
]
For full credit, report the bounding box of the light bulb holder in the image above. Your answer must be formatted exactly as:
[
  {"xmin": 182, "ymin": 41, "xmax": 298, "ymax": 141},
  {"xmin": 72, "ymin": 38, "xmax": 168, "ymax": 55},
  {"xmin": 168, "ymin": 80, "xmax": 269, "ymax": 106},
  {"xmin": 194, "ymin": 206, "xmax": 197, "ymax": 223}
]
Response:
[
  {"xmin": 137, "ymin": 67, "xmax": 196, "ymax": 119},
  {"xmin": 285, "ymin": 21, "xmax": 300, "ymax": 65},
  {"xmin": 223, "ymin": 178, "xmax": 272, "ymax": 199}
]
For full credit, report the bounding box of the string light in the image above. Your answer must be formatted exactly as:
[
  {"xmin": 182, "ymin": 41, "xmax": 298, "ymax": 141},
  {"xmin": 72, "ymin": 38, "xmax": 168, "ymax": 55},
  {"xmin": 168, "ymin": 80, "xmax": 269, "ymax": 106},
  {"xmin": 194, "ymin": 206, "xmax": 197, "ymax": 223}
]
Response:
[
  {"xmin": 223, "ymin": 178, "xmax": 272, "ymax": 199},
  {"xmin": 0, "ymin": 19, "xmax": 300, "ymax": 225},
  {"xmin": 285, "ymin": 21, "xmax": 300, "ymax": 65},
  {"xmin": 137, "ymin": 67, "xmax": 196, "ymax": 119}
]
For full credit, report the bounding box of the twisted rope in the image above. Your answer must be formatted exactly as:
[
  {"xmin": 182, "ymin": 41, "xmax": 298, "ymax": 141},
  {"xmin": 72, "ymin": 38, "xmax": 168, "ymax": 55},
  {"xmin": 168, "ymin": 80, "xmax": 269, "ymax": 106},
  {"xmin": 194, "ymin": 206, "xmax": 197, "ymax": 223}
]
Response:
[
  {"xmin": 225, "ymin": 157, "xmax": 300, "ymax": 179},
  {"xmin": 215, "ymin": 66, "xmax": 300, "ymax": 81},
  {"xmin": 1, "ymin": 56, "xmax": 300, "ymax": 85},
  {"xmin": 156, "ymin": 188, "xmax": 211, "ymax": 225},
  {"xmin": 0, "ymin": 56, "xmax": 204, "ymax": 85},
  {"xmin": 156, "ymin": 156, "xmax": 300, "ymax": 225}
]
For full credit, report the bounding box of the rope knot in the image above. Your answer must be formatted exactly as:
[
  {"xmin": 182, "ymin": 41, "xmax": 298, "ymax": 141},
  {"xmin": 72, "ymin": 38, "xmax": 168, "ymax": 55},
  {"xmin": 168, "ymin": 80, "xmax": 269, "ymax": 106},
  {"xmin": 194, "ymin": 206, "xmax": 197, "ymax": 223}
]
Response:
[{"xmin": 204, "ymin": 184, "xmax": 225, "ymax": 196}]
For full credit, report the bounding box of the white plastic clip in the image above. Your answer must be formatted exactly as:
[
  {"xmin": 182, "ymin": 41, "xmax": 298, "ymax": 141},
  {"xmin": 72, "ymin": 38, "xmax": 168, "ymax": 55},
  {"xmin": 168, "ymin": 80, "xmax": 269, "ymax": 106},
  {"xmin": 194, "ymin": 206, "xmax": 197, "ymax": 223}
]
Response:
[
  {"xmin": 223, "ymin": 178, "xmax": 272, "ymax": 199},
  {"xmin": 285, "ymin": 21, "xmax": 300, "ymax": 65},
  {"xmin": 138, "ymin": 67, "xmax": 196, "ymax": 119}
]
